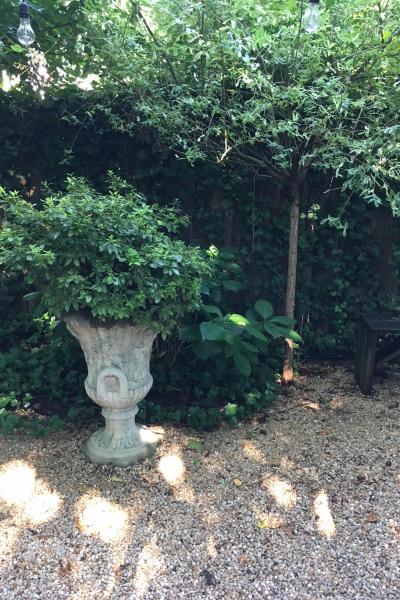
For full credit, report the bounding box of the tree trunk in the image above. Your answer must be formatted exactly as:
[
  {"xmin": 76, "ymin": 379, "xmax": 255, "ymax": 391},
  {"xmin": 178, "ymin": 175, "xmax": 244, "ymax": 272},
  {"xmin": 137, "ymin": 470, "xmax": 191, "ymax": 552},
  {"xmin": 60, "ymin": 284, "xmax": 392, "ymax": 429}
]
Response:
[{"xmin": 282, "ymin": 186, "xmax": 300, "ymax": 383}]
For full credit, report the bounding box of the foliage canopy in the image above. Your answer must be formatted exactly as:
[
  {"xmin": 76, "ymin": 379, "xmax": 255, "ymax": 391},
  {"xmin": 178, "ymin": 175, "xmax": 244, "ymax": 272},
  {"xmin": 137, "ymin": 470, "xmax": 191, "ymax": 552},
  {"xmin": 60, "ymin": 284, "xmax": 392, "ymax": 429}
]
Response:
[{"xmin": 1, "ymin": 0, "xmax": 399, "ymax": 214}]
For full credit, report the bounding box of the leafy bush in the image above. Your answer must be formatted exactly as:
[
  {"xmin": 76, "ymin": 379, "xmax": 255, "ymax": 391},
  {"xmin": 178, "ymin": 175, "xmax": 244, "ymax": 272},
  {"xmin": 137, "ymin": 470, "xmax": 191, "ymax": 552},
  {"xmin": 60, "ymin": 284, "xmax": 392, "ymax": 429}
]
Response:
[
  {"xmin": 146, "ymin": 331, "xmax": 281, "ymax": 430},
  {"xmin": 0, "ymin": 390, "xmax": 65, "ymax": 438},
  {"xmin": 0, "ymin": 175, "xmax": 212, "ymax": 335},
  {"xmin": 186, "ymin": 299, "xmax": 300, "ymax": 377}
]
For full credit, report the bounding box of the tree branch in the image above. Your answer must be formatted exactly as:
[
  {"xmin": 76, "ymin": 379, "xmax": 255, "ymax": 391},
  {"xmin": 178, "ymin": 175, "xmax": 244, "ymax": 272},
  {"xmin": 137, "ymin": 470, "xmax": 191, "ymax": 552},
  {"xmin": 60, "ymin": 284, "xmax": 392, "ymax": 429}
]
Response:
[{"xmin": 131, "ymin": 1, "xmax": 179, "ymax": 85}]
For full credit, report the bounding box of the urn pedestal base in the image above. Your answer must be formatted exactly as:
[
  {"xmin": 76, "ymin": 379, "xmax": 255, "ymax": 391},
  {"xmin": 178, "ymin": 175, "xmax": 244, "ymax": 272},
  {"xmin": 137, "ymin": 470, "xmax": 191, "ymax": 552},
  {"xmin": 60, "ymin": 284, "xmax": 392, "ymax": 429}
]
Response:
[
  {"xmin": 64, "ymin": 313, "xmax": 162, "ymax": 467},
  {"xmin": 82, "ymin": 424, "xmax": 163, "ymax": 466}
]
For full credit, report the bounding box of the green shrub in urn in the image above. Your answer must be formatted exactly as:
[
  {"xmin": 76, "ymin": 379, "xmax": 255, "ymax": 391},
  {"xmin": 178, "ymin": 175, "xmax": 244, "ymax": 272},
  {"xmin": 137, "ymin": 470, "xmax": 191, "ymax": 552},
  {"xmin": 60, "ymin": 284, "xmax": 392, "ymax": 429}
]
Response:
[
  {"xmin": 0, "ymin": 174, "xmax": 213, "ymax": 465},
  {"xmin": 0, "ymin": 174, "xmax": 212, "ymax": 336}
]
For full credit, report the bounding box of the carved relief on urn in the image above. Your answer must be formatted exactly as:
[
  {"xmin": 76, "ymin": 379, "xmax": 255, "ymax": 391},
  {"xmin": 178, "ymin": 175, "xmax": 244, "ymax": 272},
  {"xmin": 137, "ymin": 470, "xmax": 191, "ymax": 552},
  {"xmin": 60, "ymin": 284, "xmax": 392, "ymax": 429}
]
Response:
[{"xmin": 65, "ymin": 313, "xmax": 163, "ymax": 466}]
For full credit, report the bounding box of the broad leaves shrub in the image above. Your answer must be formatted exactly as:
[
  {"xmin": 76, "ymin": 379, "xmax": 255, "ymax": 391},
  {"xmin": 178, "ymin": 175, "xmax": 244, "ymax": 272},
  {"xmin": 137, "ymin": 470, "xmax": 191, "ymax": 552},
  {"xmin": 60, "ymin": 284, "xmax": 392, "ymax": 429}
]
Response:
[
  {"xmin": 0, "ymin": 175, "xmax": 212, "ymax": 335},
  {"xmin": 181, "ymin": 299, "xmax": 301, "ymax": 377}
]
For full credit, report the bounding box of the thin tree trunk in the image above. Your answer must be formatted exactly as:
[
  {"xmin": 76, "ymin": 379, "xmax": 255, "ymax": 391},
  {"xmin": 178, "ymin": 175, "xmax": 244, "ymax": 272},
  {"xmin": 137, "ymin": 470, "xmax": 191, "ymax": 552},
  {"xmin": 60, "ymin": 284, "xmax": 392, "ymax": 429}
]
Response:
[{"xmin": 282, "ymin": 186, "xmax": 300, "ymax": 383}]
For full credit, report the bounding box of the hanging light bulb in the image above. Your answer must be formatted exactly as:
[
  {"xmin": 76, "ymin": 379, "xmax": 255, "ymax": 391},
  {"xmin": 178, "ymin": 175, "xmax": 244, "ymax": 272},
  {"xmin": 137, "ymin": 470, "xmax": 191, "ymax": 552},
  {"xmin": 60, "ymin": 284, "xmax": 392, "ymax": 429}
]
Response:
[
  {"xmin": 17, "ymin": 1, "xmax": 35, "ymax": 47},
  {"xmin": 303, "ymin": 0, "xmax": 321, "ymax": 34}
]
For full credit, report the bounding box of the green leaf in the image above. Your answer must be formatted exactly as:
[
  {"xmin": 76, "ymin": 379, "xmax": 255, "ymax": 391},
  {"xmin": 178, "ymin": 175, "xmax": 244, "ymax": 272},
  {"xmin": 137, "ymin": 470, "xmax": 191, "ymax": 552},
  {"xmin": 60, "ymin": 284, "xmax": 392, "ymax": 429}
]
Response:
[
  {"xmin": 288, "ymin": 330, "xmax": 303, "ymax": 343},
  {"xmin": 202, "ymin": 304, "xmax": 223, "ymax": 318},
  {"xmin": 228, "ymin": 313, "xmax": 249, "ymax": 327},
  {"xmin": 254, "ymin": 300, "xmax": 273, "ymax": 320},
  {"xmin": 264, "ymin": 323, "xmax": 302, "ymax": 342},
  {"xmin": 23, "ymin": 292, "xmax": 40, "ymax": 301},
  {"xmin": 225, "ymin": 344, "xmax": 234, "ymax": 358},
  {"xmin": 245, "ymin": 324, "xmax": 268, "ymax": 342},
  {"xmin": 240, "ymin": 341, "xmax": 258, "ymax": 353},
  {"xmin": 245, "ymin": 309, "xmax": 258, "ymax": 322},
  {"xmin": 179, "ymin": 324, "xmax": 199, "ymax": 341},
  {"xmin": 47, "ymin": 415, "xmax": 65, "ymax": 431},
  {"xmin": 222, "ymin": 280, "xmax": 242, "ymax": 291},
  {"xmin": 264, "ymin": 323, "xmax": 289, "ymax": 338},
  {"xmin": 233, "ymin": 351, "xmax": 251, "ymax": 376},
  {"xmin": 269, "ymin": 316, "xmax": 296, "ymax": 327},
  {"xmin": 224, "ymin": 402, "xmax": 237, "ymax": 417},
  {"xmin": 10, "ymin": 43, "xmax": 24, "ymax": 53},
  {"xmin": 222, "ymin": 332, "xmax": 235, "ymax": 345},
  {"xmin": 187, "ymin": 439, "xmax": 203, "ymax": 452},
  {"xmin": 67, "ymin": 407, "xmax": 80, "ymax": 419},
  {"xmin": 200, "ymin": 321, "xmax": 225, "ymax": 341},
  {"xmin": 227, "ymin": 263, "xmax": 241, "ymax": 273}
]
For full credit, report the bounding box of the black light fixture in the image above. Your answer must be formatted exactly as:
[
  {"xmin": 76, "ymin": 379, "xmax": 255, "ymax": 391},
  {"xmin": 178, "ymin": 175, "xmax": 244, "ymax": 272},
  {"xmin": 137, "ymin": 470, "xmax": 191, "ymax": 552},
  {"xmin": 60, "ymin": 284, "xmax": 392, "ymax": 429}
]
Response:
[
  {"xmin": 303, "ymin": 0, "xmax": 321, "ymax": 33},
  {"xmin": 17, "ymin": 1, "xmax": 35, "ymax": 47}
]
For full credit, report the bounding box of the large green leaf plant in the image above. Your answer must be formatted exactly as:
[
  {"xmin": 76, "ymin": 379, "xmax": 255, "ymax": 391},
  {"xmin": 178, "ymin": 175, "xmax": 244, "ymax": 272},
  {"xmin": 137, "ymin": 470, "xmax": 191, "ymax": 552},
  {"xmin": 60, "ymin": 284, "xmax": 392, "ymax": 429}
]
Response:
[{"xmin": 182, "ymin": 299, "xmax": 301, "ymax": 377}]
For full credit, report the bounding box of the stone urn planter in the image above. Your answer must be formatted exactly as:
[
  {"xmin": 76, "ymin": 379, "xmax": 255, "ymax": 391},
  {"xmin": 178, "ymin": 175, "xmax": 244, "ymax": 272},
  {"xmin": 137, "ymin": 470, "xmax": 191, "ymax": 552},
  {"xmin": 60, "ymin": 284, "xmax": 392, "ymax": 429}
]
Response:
[
  {"xmin": 65, "ymin": 313, "xmax": 163, "ymax": 466},
  {"xmin": 0, "ymin": 177, "xmax": 211, "ymax": 467}
]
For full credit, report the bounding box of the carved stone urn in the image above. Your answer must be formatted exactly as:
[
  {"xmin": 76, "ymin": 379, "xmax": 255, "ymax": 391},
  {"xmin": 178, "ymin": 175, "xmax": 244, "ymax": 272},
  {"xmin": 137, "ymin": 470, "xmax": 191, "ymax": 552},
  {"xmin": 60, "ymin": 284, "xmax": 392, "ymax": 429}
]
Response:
[{"xmin": 64, "ymin": 313, "xmax": 163, "ymax": 466}]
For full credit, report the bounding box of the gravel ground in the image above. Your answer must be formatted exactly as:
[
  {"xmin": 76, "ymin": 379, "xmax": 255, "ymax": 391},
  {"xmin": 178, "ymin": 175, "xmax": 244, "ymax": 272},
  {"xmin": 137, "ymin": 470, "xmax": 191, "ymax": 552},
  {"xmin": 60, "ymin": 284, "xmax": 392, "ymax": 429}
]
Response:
[{"xmin": 0, "ymin": 360, "xmax": 399, "ymax": 600}]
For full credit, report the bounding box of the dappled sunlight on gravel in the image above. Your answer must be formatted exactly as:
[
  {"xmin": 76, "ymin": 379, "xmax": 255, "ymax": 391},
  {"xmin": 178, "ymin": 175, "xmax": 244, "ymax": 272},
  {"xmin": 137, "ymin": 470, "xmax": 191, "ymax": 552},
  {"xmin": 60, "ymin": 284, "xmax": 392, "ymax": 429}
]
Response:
[
  {"xmin": 75, "ymin": 494, "xmax": 128, "ymax": 543},
  {"xmin": 157, "ymin": 447, "xmax": 197, "ymax": 503},
  {"xmin": 0, "ymin": 461, "xmax": 36, "ymax": 506},
  {"xmin": 158, "ymin": 452, "xmax": 186, "ymax": 486},
  {"xmin": 206, "ymin": 534, "xmax": 219, "ymax": 558},
  {"xmin": 0, "ymin": 360, "xmax": 399, "ymax": 599},
  {"xmin": 0, "ymin": 459, "xmax": 61, "ymax": 529},
  {"xmin": 242, "ymin": 441, "xmax": 265, "ymax": 462},
  {"xmin": 134, "ymin": 539, "xmax": 165, "ymax": 599},
  {"xmin": 254, "ymin": 509, "xmax": 285, "ymax": 530},
  {"xmin": 314, "ymin": 489, "xmax": 337, "ymax": 538},
  {"xmin": 261, "ymin": 474, "xmax": 298, "ymax": 509}
]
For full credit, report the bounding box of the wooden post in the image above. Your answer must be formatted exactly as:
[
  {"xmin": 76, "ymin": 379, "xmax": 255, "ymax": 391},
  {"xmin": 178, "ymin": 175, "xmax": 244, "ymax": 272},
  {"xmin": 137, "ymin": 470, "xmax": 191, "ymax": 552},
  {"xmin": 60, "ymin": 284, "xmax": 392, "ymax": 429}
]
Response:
[
  {"xmin": 358, "ymin": 328, "xmax": 378, "ymax": 394},
  {"xmin": 354, "ymin": 319, "xmax": 366, "ymax": 384}
]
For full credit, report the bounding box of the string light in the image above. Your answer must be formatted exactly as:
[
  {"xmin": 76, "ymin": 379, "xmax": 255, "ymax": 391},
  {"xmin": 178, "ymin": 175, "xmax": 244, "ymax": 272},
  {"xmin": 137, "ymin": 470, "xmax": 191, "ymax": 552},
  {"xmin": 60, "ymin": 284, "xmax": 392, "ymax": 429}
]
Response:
[
  {"xmin": 303, "ymin": 0, "xmax": 321, "ymax": 34},
  {"xmin": 17, "ymin": 2, "xmax": 35, "ymax": 47}
]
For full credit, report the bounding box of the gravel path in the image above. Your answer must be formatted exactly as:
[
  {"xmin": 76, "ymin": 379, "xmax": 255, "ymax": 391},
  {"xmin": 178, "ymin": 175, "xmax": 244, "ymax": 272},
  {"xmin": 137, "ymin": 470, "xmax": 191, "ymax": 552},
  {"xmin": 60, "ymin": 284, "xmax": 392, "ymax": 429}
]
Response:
[{"xmin": 0, "ymin": 361, "xmax": 399, "ymax": 600}]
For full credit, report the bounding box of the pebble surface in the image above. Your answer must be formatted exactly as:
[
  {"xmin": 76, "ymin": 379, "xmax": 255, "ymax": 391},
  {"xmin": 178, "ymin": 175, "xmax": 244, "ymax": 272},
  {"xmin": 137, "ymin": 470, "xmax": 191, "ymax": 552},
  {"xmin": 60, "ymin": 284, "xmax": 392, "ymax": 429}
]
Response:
[{"xmin": 0, "ymin": 360, "xmax": 399, "ymax": 599}]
